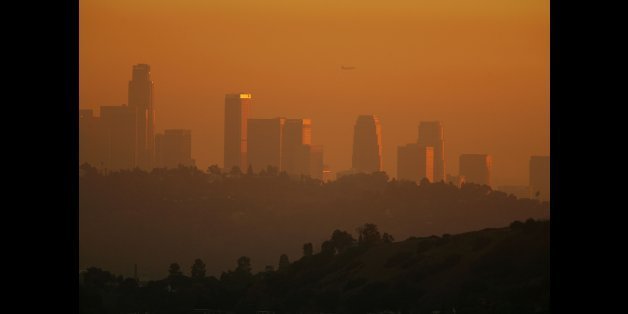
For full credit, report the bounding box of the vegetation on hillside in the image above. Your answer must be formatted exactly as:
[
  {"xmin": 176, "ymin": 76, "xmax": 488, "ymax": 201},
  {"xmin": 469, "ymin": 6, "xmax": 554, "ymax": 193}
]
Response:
[
  {"xmin": 80, "ymin": 219, "xmax": 549, "ymax": 314},
  {"xmin": 79, "ymin": 165, "xmax": 549, "ymax": 279}
]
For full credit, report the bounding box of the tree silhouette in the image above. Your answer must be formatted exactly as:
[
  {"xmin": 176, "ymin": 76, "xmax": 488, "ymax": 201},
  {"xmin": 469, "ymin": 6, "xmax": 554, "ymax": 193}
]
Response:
[
  {"xmin": 278, "ymin": 254, "xmax": 290, "ymax": 270},
  {"xmin": 80, "ymin": 163, "xmax": 99, "ymax": 177},
  {"xmin": 357, "ymin": 223, "xmax": 382, "ymax": 246},
  {"xmin": 168, "ymin": 263, "xmax": 182, "ymax": 277},
  {"xmin": 247, "ymin": 164, "xmax": 254, "ymax": 176},
  {"xmin": 382, "ymin": 232, "xmax": 394, "ymax": 244},
  {"xmin": 331, "ymin": 230, "xmax": 356, "ymax": 253},
  {"xmin": 303, "ymin": 243, "xmax": 313, "ymax": 257},
  {"xmin": 321, "ymin": 240, "xmax": 335, "ymax": 256},
  {"xmin": 79, "ymin": 169, "xmax": 550, "ymax": 301},
  {"xmin": 191, "ymin": 258, "xmax": 206, "ymax": 279},
  {"xmin": 266, "ymin": 165, "xmax": 279, "ymax": 176},
  {"xmin": 79, "ymin": 221, "xmax": 550, "ymax": 313},
  {"xmin": 236, "ymin": 256, "xmax": 252, "ymax": 274},
  {"xmin": 208, "ymin": 164, "xmax": 221, "ymax": 176},
  {"xmin": 230, "ymin": 166, "xmax": 242, "ymax": 177}
]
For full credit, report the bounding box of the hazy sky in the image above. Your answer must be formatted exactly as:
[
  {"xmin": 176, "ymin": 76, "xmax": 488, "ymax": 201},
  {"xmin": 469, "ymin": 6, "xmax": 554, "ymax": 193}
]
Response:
[{"xmin": 79, "ymin": 0, "xmax": 549, "ymax": 186}]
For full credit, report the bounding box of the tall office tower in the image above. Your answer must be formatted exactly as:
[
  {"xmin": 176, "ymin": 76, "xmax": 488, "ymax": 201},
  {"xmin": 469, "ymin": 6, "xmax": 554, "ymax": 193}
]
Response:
[
  {"xmin": 281, "ymin": 119, "xmax": 312, "ymax": 175},
  {"xmin": 224, "ymin": 93, "xmax": 251, "ymax": 172},
  {"xmin": 417, "ymin": 121, "xmax": 445, "ymax": 182},
  {"xmin": 301, "ymin": 144, "xmax": 324, "ymax": 179},
  {"xmin": 247, "ymin": 118, "xmax": 285, "ymax": 173},
  {"xmin": 529, "ymin": 156, "xmax": 550, "ymax": 201},
  {"xmin": 154, "ymin": 129, "xmax": 194, "ymax": 169},
  {"xmin": 397, "ymin": 143, "xmax": 434, "ymax": 183},
  {"xmin": 100, "ymin": 105, "xmax": 137, "ymax": 171},
  {"xmin": 79, "ymin": 109, "xmax": 108, "ymax": 168},
  {"xmin": 459, "ymin": 154, "xmax": 492, "ymax": 186},
  {"xmin": 351, "ymin": 115, "xmax": 383, "ymax": 173},
  {"xmin": 128, "ymin": 64, "xmax": 155, "ymax": 170}
]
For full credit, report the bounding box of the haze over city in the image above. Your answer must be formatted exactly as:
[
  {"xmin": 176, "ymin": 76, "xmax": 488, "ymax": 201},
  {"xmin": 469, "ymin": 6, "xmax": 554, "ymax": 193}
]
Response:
[
  {"xmin": 79, "ymin": 2, "xmax": 551, "ymax": 312},
  {"xmin": 79, "ymin": 0, "xmax": 549, "ymax": 187}
]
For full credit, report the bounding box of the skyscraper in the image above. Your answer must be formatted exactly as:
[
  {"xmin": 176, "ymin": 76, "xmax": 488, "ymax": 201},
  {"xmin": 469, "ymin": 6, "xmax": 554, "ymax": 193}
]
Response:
[
  {"xmin": 397, "ymin": 143, "xmax": 434, "ymax": 183},
  {"xmin": 302, "ymin": 144, "xmax": 324, "ymax": 180},
  {"xmin": 417, "ymin": 121, "xmax": 445, "ymax": 182},
  {"xmin": 459, "ymin": 154, "xmax": 492, "ymax": 186},
  {"xmin": 281, "ymin": 119, "xmax": 312, "ymax": 175},
  {"xmin": 100, "ymin": 105, "xmax": 137, "ymax": 171},
  {"xmin": 155, "ymin": 129, "xmax": 194, "ymax": 169},
  {"xmin": 79, "ymin": 109, "xmax": 107, "ymax": 168},
  {"xmin": 352, "ymin": 115, "xmax": 383, "ymax": 173},
  {"xmin": 529, "ymin": 156, "xmax": 550, "ymax": 201},
  {"xmin": 247, "ymin": 118, "xmax": 285, "ymax": 173},
  {"xmin": 224, "ymin": 93, "xmax": 251, "ymax": 172},
  {"xmin": 128, "ymin": 64, "xmax": 155, "ymax": 170}
]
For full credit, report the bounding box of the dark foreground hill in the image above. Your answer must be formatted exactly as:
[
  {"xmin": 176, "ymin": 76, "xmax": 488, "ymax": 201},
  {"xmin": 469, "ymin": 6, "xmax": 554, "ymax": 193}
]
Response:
[{"xmin": 80, "ymin": 219, "xmax": 549, "ymax": 314}]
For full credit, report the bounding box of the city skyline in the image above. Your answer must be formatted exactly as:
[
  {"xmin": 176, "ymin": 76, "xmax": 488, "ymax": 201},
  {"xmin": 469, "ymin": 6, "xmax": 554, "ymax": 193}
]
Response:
[
  {"xmin": 80, "ymin": 75, "xmax": 547, "ymax": 186},
  {"xmin": 80, "ymin": 81, "xmax": 547, "ymax": 186},
  {"xmin": 80, "ymin": 0, "xmax": 549, "ymax": 186},
  {"xmin": 78, "ymin": 2, "xmax": 551, "ymax": 310}
]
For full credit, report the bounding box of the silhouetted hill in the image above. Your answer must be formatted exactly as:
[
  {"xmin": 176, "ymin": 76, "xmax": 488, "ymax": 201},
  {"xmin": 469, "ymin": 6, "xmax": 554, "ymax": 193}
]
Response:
[
  {"xmin": 79, "ymin": 165, "xmax": 549, "ymax": 279},
  {"xmin": 247, "ymin": 220, "xmax": 548, "ymax": 313},
  {"xmin": 80, "ymin": 220, "xmax": 549, "ymax": 314}
]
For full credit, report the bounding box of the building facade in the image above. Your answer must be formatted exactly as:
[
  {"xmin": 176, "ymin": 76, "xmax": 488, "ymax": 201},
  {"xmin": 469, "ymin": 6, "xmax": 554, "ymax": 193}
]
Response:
[
  {"xmin": 351, "ymin": 115, "xmax": 382, "ymax": 173},
  {"xmin": 79, "ymin": 109, "xmax": 108, "ymax": 168},
  {"xmin": 397, "ymin": 143, "xmax": 434, "ymax": 183},
  {"xmin": 459, "ymin": 154, "xmax": 492, "ymax": 186},
  {"xmin": 224, "ymin": 93, "xmax": 251, "ymax": 172},
  {"xmin": 155, "ymin": 129, "xmax": 194, "ymax": 168},
  {"xmin": 417, "ymin": 121, "xmax": 445, "ymax": 182},
  {"xmin": 247, "ymin": 118, "xmax": 285, "ymax": 173},
  {"xmin": 100, "ymin": 105, "xmax": 137, "ymax": 171},
  {"xmin": 128, "ymin": 64, "xmax": 155, "ymax": 170},
  {"xmin": 281, "ymin": 119, "xmax": 312, "ymax": 175}
]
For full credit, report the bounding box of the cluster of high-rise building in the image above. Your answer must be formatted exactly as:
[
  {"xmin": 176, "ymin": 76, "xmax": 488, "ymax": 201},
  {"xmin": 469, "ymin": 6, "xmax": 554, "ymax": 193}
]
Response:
[
  {"xmin": 79, "ymin": 64, "xmax": 549, "ymax": 200},
  {"xmin": 391, "ymin": 121, "xmax": 548, "ymax": 201},
  {"xmin": 79, "ymin": 64, "xmax": 194, "ymax": 171},
  {"xmin": 395, "ymin": 121, "xmax": 445, "ymax": 183},
  {"xmin": 394, "ymin": 120, "xmax": 492, "ymax": 187},
  {"xmin": 223, "ymin": 94, "xmax": 324, "ymax": 179}
]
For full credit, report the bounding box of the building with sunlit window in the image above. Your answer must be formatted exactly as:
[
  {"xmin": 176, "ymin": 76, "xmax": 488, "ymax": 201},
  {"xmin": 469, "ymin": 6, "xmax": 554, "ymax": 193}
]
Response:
[{"xmin": 224, "ymin": 93, "xmax": 251, "ymax": 171}]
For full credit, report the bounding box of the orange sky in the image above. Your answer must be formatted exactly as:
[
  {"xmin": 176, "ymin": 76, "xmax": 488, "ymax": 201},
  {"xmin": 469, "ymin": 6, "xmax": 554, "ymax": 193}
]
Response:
[{"xmin": 79, "ymin": 0, "xmax": 549, "ymax": 186}]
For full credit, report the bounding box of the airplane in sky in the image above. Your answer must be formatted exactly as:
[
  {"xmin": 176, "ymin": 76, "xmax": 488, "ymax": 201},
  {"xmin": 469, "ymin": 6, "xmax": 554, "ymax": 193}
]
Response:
[{"xmin": 341, "ymin": 65, "xmax": 356, "ymax": 70}]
